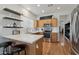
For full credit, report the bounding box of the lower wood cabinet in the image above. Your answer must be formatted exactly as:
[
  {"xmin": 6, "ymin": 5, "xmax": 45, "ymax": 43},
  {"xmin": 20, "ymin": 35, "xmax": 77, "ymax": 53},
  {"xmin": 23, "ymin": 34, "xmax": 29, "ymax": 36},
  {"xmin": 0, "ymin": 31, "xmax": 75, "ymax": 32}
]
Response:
[
  {"xmin": 35, "ymin": 38, "xmax": 43, "ymax": 55},
  {"xmin": 51, "ymin": 33, "xmax": 58, "ymax": 43},
  {"xmin": 26, "ymin": 38, "xmax": 43, "ymax": 55}
]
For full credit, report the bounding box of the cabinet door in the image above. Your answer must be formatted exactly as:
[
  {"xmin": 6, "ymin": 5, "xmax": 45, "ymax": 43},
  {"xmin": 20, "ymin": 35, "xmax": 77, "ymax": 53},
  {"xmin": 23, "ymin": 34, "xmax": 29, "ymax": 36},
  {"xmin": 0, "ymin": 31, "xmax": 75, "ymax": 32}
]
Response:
[
  {"xmin": 37, "ymin": 20, "xmax": 44, "ymax": 28},
  {"xmin": 51, "ymin": 33, "xmax": 58, "ymax": 43},
  {"xmin": 51, "ymin": 18, "xmax": 58, "ymax": 27},
  {"xmin": 37, "ymin": 19, "xmax": 51, "ymax": 28}
]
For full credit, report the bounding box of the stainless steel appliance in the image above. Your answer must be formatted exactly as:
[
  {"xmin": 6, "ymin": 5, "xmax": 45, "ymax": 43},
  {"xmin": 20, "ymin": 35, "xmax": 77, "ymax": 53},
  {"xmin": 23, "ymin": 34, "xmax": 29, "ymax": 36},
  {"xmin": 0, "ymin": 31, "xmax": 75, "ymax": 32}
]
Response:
[
  {"xmin": 71, "ymin": 5, "xmax": 79, "ymax": 54},
  {"xmin": 43, "ymin": 24, "xmax": 52, "ymax": 38}
]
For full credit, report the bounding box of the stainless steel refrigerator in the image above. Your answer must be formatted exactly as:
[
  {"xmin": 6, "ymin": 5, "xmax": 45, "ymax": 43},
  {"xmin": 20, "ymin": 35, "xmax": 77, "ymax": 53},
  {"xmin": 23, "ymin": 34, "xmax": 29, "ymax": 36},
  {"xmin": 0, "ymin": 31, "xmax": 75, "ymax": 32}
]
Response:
[{"xmin": 71, "ymin": 5, "xmax": 79, "ymax": 54}]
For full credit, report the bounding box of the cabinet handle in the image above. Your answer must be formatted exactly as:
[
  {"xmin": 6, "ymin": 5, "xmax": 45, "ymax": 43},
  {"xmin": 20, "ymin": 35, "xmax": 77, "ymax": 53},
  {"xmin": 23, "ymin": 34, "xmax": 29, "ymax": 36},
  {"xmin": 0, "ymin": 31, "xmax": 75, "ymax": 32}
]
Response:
[{"xmin": 36, "ymin": 44, "xmax": 39, "ymax": 48}]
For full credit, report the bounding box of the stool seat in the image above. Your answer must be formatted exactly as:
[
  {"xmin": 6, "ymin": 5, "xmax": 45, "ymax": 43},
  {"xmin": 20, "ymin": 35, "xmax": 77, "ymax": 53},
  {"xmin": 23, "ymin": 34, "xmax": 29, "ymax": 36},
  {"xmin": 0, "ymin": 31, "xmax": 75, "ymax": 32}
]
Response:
[
  {"xmin": 0, "ymin": 41, "xmax": 13, "ymax": 48},
  {"xmin": 9, "ymin": 44, "xmax": 27, "ymax": 55},
  {"xmin": 14, "ymin": 44, "xmax": 26, "ymax": 49}
]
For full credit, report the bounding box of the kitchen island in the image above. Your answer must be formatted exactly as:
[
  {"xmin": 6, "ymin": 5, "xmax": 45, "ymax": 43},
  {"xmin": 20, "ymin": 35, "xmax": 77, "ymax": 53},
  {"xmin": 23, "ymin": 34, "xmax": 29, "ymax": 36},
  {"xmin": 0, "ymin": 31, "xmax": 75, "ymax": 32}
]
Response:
[{"xmin": 0, "ymin": 34, "xmax": 43, "ymax": 55}]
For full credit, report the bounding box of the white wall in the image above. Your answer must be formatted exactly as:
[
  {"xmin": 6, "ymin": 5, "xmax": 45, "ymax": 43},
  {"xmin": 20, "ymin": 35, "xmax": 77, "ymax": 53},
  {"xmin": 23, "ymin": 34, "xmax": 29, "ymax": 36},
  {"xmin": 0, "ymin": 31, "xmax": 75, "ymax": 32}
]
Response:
[
  {"xmin": 19, "ymin": 7, "xmax": 37, "ymax": 34},
  {"xmin": 21, "ymin": 16, "xmax": 34, "ymax": 28},
  {"xmin": 22, "ymin": 8, "xmax": 37, "ymax": 20},
  {"xmin": 20, "ymin": 16, "xmax": 34, "ymax": 34}
]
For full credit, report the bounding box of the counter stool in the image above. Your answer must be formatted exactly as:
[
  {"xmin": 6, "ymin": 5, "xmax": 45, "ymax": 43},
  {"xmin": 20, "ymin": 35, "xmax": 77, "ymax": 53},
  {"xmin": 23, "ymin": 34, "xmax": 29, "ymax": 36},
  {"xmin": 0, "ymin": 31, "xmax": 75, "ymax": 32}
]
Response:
[
  {"xmin": 0, "ymin": 41, "xmax": 13, "ymax": 55},
  {"xmin": 9, "ymin": 44, "xmax": 27, "ymax": 55}
]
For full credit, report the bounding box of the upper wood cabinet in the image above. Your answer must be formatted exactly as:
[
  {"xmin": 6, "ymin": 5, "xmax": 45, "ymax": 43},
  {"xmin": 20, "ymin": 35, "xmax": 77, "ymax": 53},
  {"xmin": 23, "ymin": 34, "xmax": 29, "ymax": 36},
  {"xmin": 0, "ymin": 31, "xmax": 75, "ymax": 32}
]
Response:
[
  {"xmin": 51, "ymin": 18, "xmax": 58, "ymax": 27},
  {"xmin": 37, "ymin": 19, "xmax": 52, "ymax": 28},
  {"xmin": 34, "ymin": 18, "xmax": 58, "ymax": 28}
]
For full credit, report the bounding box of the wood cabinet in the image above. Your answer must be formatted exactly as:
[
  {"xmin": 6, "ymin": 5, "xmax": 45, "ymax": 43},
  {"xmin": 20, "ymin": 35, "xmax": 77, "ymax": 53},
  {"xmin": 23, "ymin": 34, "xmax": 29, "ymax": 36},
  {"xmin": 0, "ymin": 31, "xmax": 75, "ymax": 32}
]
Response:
[
  {"xmin": 51, "ymin": 18, "xmax": 58, "ymax": 27},
  {"xmin": 26, "ymin": 37, "xmax": 43, "ymax": 55},
  {"xmin": 51, "ymin": 33, "xmax": 58, "ymax": 43},
  {"xmin": 35, "ymin": 38, "xmax": 43, "ymax": 55},
  {"xmin": 34, "ymin": 18, "xmax": 58, "ymax": 28},
  {"xmin": 37, "ymin": 19, "xmax": 52, "ymax": 28}
]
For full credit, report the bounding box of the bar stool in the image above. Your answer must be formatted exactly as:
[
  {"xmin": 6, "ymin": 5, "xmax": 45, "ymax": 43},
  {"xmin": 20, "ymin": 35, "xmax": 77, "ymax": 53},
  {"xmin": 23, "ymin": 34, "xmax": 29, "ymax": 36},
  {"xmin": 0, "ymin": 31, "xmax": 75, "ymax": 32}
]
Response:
[
  {"xmin": 0, "ymin": 41, "xmax": 13, "ymax": 55},
  {"xmin": 9, "ymin": 44, "xmax": 27, "ymax": 55}
]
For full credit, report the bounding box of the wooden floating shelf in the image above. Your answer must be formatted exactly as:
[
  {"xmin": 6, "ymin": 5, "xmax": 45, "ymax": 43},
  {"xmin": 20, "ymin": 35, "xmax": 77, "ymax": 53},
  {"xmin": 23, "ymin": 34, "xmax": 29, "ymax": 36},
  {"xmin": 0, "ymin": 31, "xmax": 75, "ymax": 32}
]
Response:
[
  {"xmin": 3, "ymin": 8, "xmax": 22, "ymax": 16},
  {"xmin": 3, "ymin": 17, "xmax": 23, "ymax": 22},
  {"xmin": 3, "ymin": 26, "xmax": 23, "ymax": 28}
]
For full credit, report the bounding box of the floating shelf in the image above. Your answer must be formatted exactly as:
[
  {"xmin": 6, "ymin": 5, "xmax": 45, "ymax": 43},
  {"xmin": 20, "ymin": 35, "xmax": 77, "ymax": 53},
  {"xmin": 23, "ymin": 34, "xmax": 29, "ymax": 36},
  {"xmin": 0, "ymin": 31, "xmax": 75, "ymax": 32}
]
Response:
[
  {"xmin": 3, "ymin": 17, "xmax": 23, "ymax": 22},
  {"xmin": 3, "ymin": 8, "xmax": 22, "ymax": 16},
  {"xmin": 3, "ymin": 26, "xmax": 23, "ymax": 28}
]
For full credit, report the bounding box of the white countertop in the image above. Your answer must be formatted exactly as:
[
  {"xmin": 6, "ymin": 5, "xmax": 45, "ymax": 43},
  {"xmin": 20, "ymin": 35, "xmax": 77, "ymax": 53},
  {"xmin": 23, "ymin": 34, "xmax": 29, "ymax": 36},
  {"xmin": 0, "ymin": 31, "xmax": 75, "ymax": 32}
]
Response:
[
  {"xmin": 27, "ymin": 27, "xmax": 59, "ymax": 33},
  {"xmin": 1, "ymin": 34, "xmax": 43, "ymax": 44}
]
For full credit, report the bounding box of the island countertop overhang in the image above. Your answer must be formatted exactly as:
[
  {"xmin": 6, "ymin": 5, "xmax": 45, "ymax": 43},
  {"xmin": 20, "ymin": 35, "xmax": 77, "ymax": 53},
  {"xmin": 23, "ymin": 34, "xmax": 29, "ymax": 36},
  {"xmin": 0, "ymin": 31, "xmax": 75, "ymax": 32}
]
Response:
[{"xmin": 0, "ymin": 34, "xmax": 43, "ymax": 44}]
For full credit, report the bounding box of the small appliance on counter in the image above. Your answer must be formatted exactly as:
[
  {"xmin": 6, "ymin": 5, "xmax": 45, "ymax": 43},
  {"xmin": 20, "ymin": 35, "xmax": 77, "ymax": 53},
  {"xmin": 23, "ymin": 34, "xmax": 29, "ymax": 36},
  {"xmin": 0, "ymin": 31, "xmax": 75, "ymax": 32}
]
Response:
[
  {"xmin": 13, "ymin": 22, "xmax": 17, "ymax": 27},
  {"xmin": 12, "ymin": 29, "xmax": 20, "ymax": 35}
]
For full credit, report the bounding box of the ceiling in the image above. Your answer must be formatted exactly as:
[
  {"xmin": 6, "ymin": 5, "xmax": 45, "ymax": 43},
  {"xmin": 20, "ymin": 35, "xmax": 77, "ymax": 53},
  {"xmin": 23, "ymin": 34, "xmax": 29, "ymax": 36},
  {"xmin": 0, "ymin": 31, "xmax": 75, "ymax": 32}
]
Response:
[{"xmin": 22, "ymin": 4, "xmax": 77, "ymax": 16}]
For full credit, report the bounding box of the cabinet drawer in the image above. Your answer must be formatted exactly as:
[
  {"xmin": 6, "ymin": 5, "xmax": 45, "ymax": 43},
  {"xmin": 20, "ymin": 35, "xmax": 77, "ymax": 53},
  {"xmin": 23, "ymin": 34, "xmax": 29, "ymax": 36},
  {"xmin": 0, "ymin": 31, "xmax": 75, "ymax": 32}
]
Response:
[{"xmin": 51, "ymin": 33, "xmax": 58, "ymax": 43}]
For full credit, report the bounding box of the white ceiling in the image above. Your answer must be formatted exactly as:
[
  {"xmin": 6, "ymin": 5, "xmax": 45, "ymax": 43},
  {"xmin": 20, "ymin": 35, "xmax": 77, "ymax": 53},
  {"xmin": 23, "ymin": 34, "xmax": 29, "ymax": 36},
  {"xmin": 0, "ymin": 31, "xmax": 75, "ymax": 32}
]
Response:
[{"xmin": 22, "ymin": 4, "xmax": 77, "ymax": 16}]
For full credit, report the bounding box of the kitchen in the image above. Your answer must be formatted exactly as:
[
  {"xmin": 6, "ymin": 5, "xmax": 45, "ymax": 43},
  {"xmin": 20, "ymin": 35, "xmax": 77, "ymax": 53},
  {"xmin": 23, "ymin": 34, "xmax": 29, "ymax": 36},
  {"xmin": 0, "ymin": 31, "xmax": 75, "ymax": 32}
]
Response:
[{"xmin": 0, "ymin": 4, "xmax": 78, "ymax": 55}]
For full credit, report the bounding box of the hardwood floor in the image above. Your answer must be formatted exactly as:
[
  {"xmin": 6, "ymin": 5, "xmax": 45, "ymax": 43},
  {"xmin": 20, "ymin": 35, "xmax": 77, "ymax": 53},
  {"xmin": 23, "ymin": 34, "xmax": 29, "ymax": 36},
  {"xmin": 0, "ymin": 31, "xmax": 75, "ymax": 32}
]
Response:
[
  {"xmin": 42, "ymin": 33, "xmax": 71, "ymax": 55},
  {"xmin": 42, "ymin": 41, "xmax": 71, "ymax": 55}
]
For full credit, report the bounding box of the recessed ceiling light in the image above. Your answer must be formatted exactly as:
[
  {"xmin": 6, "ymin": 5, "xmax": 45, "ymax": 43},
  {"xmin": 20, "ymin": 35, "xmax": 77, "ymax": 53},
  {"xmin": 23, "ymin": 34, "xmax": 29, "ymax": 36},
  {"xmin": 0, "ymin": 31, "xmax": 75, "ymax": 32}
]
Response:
[
  {"xmin": 37, "ymin": 4, "xmax": 40, "ymax": 7},
  {"xmin": 42, "ymin": 10, "xmax": 45, "ymax": 13},
  {"xmin": 27, "ymin": 8, "xmax": 31, "ymax": 10},
  {"xmin": 57, "ymin": 7, "xmax": 61, "ymax": 10}
]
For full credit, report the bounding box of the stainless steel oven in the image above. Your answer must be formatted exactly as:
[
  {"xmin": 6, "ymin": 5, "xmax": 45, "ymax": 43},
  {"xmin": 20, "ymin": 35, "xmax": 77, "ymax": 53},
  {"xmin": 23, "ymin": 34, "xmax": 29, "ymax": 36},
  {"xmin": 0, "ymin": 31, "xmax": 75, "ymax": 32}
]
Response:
[
  {"xmin": 71, "ymin": 5, "xmax": 79, "ymax": 54},
  {"xmin": 43, "ymin": 24, "xmax": 52, "ymax": 38}
]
